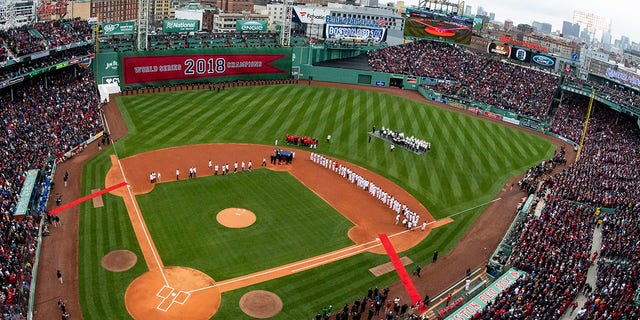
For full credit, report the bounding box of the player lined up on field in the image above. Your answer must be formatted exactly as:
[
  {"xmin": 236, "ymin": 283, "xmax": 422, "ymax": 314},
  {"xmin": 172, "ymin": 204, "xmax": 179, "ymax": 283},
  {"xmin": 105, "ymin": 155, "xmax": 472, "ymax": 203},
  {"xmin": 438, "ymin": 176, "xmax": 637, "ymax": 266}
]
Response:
[{"xmin": 309, "ymin": 152, "xmax": 426, "ymax": 231}]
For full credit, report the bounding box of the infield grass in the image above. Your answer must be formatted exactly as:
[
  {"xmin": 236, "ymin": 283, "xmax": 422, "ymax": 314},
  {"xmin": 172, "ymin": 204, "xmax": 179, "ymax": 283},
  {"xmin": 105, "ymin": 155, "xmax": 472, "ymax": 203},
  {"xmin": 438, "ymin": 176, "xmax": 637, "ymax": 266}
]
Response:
[
  {"xmin": 136, "ymin": 169, "xmax": 354, "ymax": 279},
  {"xmin": 79, "ymin": 85, "xmax": 555, "ymax": 319}
]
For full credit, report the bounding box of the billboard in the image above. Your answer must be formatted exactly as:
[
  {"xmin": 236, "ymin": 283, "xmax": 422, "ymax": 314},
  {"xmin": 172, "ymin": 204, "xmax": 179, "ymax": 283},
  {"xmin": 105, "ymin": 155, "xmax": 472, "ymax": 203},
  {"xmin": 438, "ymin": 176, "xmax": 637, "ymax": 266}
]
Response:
[
  {"xmin": 163, "ymin": 20, "xmax": 199, "ymax": 33},
  {"xmin": 487, "ymin": 43, "xmax": 511, "ymax": 57},
  {"xmin": 119, "ymin": 48, "xmax": 292, "ymax": 86},
  {"xmin": 531, "ymin": 54, "xmax": 556, "ymax": 68},
  {"xmin": 325, "ymin": 24, "xmax": 386, "ymax": 42},
  {"xmin": 404, "ymin": 8, "xmax": 473, "ymax": 44},
  {"xmin": 236, "ymin": 20, "xmax": 267, "ymax": 32},
  {"xmin": 102, "ymin": 21, "xmax": 135, "ymax": 36},
  {"xmin": 509, "ymin": 47, "xmax": 532, "ymax": 62},
  {"xmin": 472, "ymin": 17, "xmax": 483, "ymax": 31},
  {"xmin": 292, "ymin": 6, "xmax": 331, "ymax": 25}
]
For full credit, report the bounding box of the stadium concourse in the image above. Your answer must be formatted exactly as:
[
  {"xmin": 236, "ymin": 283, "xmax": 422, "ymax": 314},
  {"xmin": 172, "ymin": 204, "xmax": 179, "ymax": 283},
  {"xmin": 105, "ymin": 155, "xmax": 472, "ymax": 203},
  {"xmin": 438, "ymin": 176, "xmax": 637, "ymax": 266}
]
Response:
[{"xmin": 0, "ymin": 18, "xmax": 637, "ymax": 320}]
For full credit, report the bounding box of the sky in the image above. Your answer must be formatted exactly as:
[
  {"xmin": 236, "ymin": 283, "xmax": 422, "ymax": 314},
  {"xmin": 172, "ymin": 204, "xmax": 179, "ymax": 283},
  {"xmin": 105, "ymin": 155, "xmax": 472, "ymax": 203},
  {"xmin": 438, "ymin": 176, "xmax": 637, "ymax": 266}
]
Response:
[{"xmin": 400, "ymin": 0, "xmax": 637, "ymax": 43}]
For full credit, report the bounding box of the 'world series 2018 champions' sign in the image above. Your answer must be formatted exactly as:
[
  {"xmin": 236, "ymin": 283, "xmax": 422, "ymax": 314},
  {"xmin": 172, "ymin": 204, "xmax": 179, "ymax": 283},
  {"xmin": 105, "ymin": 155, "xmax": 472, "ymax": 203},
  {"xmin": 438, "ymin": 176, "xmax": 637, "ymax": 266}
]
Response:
[{"xmin": 325, "ymin": 24, "xmax": 386, "ymax": 42}]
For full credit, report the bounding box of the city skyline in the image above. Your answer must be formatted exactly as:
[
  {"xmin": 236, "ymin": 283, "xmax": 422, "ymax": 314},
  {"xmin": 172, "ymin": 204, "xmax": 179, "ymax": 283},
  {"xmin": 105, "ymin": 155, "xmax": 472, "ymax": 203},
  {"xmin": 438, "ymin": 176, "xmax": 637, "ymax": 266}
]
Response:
[{"xmin": 400, "ymin": 0, "xmax": 636, "ymax": 45}]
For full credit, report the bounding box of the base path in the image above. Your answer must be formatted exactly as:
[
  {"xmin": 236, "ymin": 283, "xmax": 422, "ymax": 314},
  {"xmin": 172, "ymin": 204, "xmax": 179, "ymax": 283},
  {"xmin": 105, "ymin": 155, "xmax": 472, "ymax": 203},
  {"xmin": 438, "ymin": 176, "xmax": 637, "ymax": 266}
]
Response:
[{"xmin": 105, "ymin": 143, "xmax": 442, "ymax": 319}]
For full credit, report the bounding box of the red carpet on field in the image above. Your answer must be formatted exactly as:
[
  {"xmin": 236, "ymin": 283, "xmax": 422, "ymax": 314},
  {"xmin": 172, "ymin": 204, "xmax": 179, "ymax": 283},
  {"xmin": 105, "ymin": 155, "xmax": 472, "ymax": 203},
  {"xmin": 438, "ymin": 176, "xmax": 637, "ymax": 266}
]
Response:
[
  {"xmin": 50, "ymin": 181, "xmax": 127, "ymax": 215},
  {"xmin": 378, "ymin": 233, "xmax": 425, "ymax": 311}
]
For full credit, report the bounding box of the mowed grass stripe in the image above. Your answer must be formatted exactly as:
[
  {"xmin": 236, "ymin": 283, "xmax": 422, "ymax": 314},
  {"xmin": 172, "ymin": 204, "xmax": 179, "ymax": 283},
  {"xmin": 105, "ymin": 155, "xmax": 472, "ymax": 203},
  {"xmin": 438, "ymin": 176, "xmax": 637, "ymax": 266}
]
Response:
[{"xmin": 85, "ymin": 85, "xmax": 555, "ymax": 319}]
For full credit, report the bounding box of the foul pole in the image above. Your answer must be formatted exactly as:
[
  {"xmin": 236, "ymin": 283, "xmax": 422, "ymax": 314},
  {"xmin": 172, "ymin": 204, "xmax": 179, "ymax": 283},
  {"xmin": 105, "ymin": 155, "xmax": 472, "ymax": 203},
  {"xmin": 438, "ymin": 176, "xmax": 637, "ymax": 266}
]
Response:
[{"xmin": 576, "ymin": 89, "xmax": 596, "ymax": 162}]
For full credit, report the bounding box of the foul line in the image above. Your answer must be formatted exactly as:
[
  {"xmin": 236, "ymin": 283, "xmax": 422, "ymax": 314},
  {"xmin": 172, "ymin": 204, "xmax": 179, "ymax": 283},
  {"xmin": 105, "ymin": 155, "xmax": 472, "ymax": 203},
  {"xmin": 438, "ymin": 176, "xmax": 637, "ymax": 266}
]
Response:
[
  {"xmin": 49, "ymin": 181, "xmax": 127, "ymax": 215},
  {"xmin": 103, "ymin": 110, "xmax": 169, "ymax": 286}
]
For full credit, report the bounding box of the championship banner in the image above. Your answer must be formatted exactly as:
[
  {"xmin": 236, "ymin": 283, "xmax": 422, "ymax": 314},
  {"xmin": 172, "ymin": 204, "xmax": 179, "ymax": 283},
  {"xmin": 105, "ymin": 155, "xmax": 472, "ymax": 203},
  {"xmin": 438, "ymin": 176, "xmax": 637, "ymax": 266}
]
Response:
[
  {"xmin": 120, "ymin": 50, "xmax": 291, "ymax": 85},
  {"xmin": 325, "ymin": 24, "xmax": 386, "ymax": 42},
  {"xmin": 102, "ymin": 21, "xmax": 136, "ymax": 36},
  {"xmin": 163, "ymin": 20, "xmax": 199, "ymax": 33}
]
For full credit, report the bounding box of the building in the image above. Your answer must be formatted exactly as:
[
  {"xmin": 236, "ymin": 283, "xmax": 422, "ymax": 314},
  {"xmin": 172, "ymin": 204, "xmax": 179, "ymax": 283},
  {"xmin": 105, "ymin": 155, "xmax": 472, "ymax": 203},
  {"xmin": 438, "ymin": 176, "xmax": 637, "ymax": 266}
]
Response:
[
  {"xmin": 522, "ymin": 33, "xmax": 582, "ymax": 58},
  {"xmin": 212, "ymin": 11, "xmax": 268, "ymax": 32},
  {"xmin": 503, "ymin": 20, "xmax": 513, "ymax": 31},
  {"xmin": 532, "ymin": 21, "xmax": 552, "ymax": 35},
  {"xmin": 152, "ymin": 0, "xmax": 176, "ymax": 27},
  {"xmin": 488, "ymin": 12, "xmax": 495, "ymax": 21},
  {"xmin": 216, "ymin": 0, "xmax": 253, "ymax": 13},
  {"xmin": 464, "ymin": 5, "xmax": 471, "ymax": 16},
  {"xmin": 601, "ymin": 31, "xmax": 612, "ymax": 51},
  {"xmin": 623, "ymin": 49, "xmax": 640, "ymax": 68},
  {"xmin": 174, "ymin": 2, "xmax": 215, "ymax": 30},
  {"xmin": 620, "ymin": 35, "xmax": 630, "ymax": 50},
  {"xmin": 91, "ymin": 0, "xmax": 138, "ymax": 22},
  {"xmin": 279, "ymin": 4, "xmax": 403, "ymax": 45},
  {"xmin": 516, "ymin": 24, "xmax": 533, "ymax": 34},
  {"xmin": 0, "ymin": 0, "xmax": 37, "ymax": 27},
  {"xmin": 561, "ymin": 20, "xmax": 580, "ymax": 39},
  {"xmin": 476, "ymin": 6, "xmax": 485, "ymax": 17}
]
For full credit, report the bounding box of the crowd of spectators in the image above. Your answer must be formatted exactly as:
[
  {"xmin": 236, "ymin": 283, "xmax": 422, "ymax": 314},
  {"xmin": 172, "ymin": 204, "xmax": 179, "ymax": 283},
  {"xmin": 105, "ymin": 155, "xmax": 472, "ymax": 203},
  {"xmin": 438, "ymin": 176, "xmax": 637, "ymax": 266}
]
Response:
[
  {"xmin": 368, "ymin": 41, "xmax": 560, "ymax": 118},
  {"xmin": 473, "ymin": 95, "xmax": 640, "ymax": 319},
  {"xmin": 313, "ymin": 286, "xmax": 426, "ymax": 320},
  {"xmin": 564, "ymin": 74, "xmax": 640, "ymax": 113},
  {"xmin": 0, "ymin": 18, "xmax": 93, "ymax": 58},
  {"xmin": 0, "ymin": 45, "xmax": 93, "ymax": 82},
  {"xmin": 0, "ymin": 67, "xmax": 103, "ymax": 319}
]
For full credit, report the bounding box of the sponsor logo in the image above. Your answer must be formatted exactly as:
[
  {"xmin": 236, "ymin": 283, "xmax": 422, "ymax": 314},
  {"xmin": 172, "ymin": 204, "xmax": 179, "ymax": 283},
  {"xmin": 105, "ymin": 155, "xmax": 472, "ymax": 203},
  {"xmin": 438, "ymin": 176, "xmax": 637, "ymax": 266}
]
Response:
[
  {"xmin": 240, "ymin": 21, "xmax": 264, "ymax": 31},
  {"xmin": 532, "ymin": 55, "xmax": 554, "ymax": 67},
  {"xmin": 106, "ymin": 60, "xmax": 119, "ymax": 70},
  {"xmin": 378, "ymin": 18, "xmax": 388, "ymax": 26},
  {"xmin": 167, "ymin": 21, "xmax": 197, "ymax": 29},
  {"xmin": 104, "ymin": 24, "xmax": 118, "ymax": 33},
  {"xmin": 515, "ymin": 49, "xmax": 527, "ymax": 61}
]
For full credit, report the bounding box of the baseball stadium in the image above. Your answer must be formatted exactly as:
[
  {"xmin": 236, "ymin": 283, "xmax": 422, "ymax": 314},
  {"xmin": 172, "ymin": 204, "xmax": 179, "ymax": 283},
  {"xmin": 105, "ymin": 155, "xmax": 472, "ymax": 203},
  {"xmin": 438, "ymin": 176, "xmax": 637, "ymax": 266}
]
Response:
[{"xmin": 1, "ymin": 1, "xmax": 639, "ymax": 320}]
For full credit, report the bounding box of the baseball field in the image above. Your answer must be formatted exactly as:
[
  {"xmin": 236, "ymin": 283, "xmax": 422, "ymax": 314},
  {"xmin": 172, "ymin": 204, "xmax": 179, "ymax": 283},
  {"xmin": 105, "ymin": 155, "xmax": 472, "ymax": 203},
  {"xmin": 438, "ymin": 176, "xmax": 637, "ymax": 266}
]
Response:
[{"xmin": 77, "ymin": 84, "xmax": 555, "ymax": 319}]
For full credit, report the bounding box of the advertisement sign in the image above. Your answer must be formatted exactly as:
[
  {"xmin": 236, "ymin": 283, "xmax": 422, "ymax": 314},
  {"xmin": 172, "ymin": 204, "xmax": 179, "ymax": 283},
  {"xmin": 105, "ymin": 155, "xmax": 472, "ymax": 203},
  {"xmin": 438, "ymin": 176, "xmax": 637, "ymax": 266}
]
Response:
[
  {"xmin": 509, "ymin": 47, "xmax": 532, "ymax": 62},
  {"xmin": 605, "ymin": 67, "xmax": 640, "ymax": 87},
  {"xmin": 325, "ymin": 16, "xmax": 388, "ymax": 28},
  {"xmin": 500, "ymin": 35, "xmax": 548, "ymax": 52},
  {"xmin": 487, "ymin": 43, "xmax": 511, "ymax": 56},
  {"xmin": 404, "ymin": 8, "xmax": 473, "ymax": 44},
  {"xmin": 163, "ymin": 20, "xmax": 199, "ymax": 33},
  {"xmin": 472, "ymin": 17, "xmax": 483, "ymax": 31},
  {"xmin": 325, "ymin": 24, "xmax": 386, "ymax": 42},
  {"xmin": 236, "ymin": 20, "xmax": 267, "ymax": 32},
  {"xmin": 103, "ymin": 21, "xmax": 136, "ymax": 36},
  {"xmin": 120, "ymin": 51, "xmax": 291, "ymax": 85},
  {"xmin": 291, "ymin": 6, "xmax": 331, "ymax": 25},
  {"xmin": 445, "ymin": 269, "xmax": 526, "ymax": 320},
  {"xmin": 531, "ymin": 54, "xmax": 556, "ymax": 68}
]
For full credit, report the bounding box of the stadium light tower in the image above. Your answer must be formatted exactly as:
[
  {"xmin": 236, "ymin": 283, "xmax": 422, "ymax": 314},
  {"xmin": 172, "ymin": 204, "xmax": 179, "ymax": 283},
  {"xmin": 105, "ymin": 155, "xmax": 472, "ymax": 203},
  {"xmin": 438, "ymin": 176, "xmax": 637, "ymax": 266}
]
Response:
[
  {"xmin": 280, "ymin": 0, "xmax": 293, "ymax": 47},
  {"xmin": 137, "ymin": 0, "xmax": 150, "ymax": 51}
]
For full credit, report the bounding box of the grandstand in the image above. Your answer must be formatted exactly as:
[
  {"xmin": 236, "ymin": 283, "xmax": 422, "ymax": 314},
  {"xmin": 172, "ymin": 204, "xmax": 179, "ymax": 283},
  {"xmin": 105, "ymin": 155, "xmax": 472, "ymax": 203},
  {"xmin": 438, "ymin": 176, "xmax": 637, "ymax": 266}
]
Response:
[{"xmin": 0, "ymin": 16, "xmax": 638, "ymax": 320}]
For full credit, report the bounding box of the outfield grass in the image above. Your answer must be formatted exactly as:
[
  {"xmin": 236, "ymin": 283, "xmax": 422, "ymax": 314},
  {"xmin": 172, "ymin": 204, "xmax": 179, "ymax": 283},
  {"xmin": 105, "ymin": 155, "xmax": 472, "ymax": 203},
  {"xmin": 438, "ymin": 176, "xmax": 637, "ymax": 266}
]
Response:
[
  {"xmin": 136, "ymin": 169, "xmax": 355, "ymax": 279},
  {"xmin": 78, "ymin": 85, "xmax": 555, "ymax": 319}
]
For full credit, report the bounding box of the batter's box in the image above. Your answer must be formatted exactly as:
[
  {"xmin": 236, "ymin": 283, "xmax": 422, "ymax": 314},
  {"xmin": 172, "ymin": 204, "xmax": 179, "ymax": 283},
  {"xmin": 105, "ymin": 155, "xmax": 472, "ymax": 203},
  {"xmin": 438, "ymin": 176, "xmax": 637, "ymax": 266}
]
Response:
[
  {"xmin": 174, "ymin": 291, "xmax": 190, "ymax": 304},
  {"xmin": 156, "ymin": 286, "xmax": 174, "ymax": 299}
]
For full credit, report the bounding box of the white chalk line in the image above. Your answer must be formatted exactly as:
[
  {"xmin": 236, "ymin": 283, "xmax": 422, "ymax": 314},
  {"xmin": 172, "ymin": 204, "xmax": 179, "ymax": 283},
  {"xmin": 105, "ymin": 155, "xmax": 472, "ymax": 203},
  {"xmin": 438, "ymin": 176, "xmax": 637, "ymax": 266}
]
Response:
[{"xmin": 103, "ymin": 112, "xmax": 169, "ymax": 286}]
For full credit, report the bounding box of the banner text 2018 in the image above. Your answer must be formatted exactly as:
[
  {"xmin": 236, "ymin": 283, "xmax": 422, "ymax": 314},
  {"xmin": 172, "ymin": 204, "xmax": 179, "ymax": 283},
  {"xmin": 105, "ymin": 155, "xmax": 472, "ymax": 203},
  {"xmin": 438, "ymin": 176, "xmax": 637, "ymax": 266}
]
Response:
[{"xmin": 122, "ymin": 54, "xmax": 288, "ymax": 85}]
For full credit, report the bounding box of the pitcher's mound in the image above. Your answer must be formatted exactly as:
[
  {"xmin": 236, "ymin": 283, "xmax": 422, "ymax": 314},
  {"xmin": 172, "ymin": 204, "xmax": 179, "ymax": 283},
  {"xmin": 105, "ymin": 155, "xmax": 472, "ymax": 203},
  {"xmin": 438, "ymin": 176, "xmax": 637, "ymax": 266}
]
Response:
[
  {"xmin": 216, "ymin": 208, "xmax": 256, "ymax": 228},
  {"xmin": 239, "ymin": 290, "xmax": 283, "ymax": 318},
  {"xmin": 102, "ymin": 250, "xmax": 137, "ymax": 272}
]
